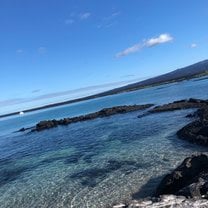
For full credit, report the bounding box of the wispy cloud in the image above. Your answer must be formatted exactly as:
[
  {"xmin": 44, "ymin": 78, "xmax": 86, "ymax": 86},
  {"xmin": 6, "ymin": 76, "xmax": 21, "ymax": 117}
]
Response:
[
  {"xmin": 120, "ymin": 74, "xmax": 135, "ymax": 79},
  {"xmin": 116, "ymin": 44, "xmax": 142, "ymax": 58},
  {"xmin": 111, "ymin": 12, "xmax": 121, "ymax": 17},
  {"xmin": 32, "ymin": 89, "xmax": 41, "ymax": 94},
  {"xmin": 98, "ymin": 11, "xmax": 121, "ymax": 29},
  {"xmin": 116, "ymin": 33, "xmax": 173, "ymax": 58},
  {"xmin": 191, "ymin": 43, "xmax": 197, "ymax": 48},
  {"xmin": 38, "ymin": 47, "xmax": 47, "ymax": 54},
  {"xmin": 16, "ymin": 49, "xmax": 23, "ymax": 54},
  {"xmin": 79, "ymin": 12, "xmax": 91, "ymax": 20},
  {"xmin": 104, "ymin": 11, "xmax": 121, "ymax": 21},
  {"xmin": 0, "ymin": 98, "xmax": 26, "ymax": 107},
  {"xmin": 65, "ymin": 19, "xmax": 75, "ymax": 25},
  {"xmin": 65, "ymin": 12, "xmax": 91, "ymax": 25},
  {"xmin": 0, "ymin": 79, "xmax": 141, "ymax": 109}
]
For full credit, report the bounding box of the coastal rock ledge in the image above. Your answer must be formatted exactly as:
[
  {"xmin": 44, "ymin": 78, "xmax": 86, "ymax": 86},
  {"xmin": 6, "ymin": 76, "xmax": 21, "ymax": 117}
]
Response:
[
  {"xmin": 113, "ymin": 154, "xmax": 208, "ymax": 208},
  {"xmin": 17, "ymin": 104, "xmax": 153, "ymax": 132},
  {"xmin": 137, "ymin": 98, "xmax": 208, "ymax": 146}
]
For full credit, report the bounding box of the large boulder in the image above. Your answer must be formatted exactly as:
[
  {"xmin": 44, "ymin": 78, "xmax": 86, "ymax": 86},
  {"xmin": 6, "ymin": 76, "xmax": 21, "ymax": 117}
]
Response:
[
  {"xmin": 177, "ymin": 121, "xmax": 208, "ymax": 146},
  {"xmin": 198, "ymin": 126, "xmax": 208, "ymax": 137},
  {"xmin": 36, "ymin": 120, "xmax": 58, "ymax": 131},
  {"xmin": 156, "ymin": 154, "xmax": 208, "ymax": 196}
]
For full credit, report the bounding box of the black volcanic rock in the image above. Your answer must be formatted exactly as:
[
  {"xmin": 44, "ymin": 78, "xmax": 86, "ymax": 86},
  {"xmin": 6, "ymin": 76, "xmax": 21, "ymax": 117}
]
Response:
[
  {"xmin": 198, "ymin": 126, "xmax": 208, "ymax": 137},
  {"xmin": 28, "ymin": 104, "xmax": 153, "ymax": 132},
  {"xmin": 177, "ymin": 104, "xmax": 208, "ymax": 146},
  {"xmin": 150, "ymin": 98, "xmax": 208, "ymax": 113},
  {"xmin": 156, "ymin": 154, "xmax": 208, "ymax": 197},
  {"xmin": 140, "ymin": 98, "xmax": 208, "ymax": 146},
  {"xmin": 36, "ymin": 120, "xmax": 58, "ymax": 131}
]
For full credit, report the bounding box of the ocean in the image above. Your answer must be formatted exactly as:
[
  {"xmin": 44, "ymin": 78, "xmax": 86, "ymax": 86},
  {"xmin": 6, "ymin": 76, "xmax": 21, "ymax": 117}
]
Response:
[{"xmin": 0, "ymin": 77, "xmax": 208, "ymax": 207}]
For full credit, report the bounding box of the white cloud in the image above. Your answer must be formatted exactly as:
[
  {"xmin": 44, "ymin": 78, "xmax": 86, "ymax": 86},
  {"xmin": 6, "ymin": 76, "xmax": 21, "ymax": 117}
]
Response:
[
  {"xmin": 146, "ymin": 34, "xmax": 173, "ymax": 47},
  {"xmin": 65, "ymin": 19, "xmax": 75, "ymax": 25},
  {"xmin": 116, "ymin": 33, "xmax": 173, "ymax": 58},
  {"xmin": 80, "ymin": 12, "xmax": 91, "ymax": 20},
  {"xmin": 116, "ymin": 44, "xmax": 142, "ymax": 58},
  {"xmin": 16, "ymin": 49, "xmax": 23, "ymax": 53},
  {"xmin": 191, "ymin": 43, "xmax": 197, "ymax": 48}
]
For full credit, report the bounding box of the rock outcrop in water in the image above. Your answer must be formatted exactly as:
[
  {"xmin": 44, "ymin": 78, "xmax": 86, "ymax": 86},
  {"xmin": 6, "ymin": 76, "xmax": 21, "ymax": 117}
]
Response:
[
  {"xmin": 156, "ymin": 154, "xmax": 208, "ymax": 197},
  {"xmin": 149, "ymin": 98, "xmax": 208, "ymax": 113},
  {"xmin": 17, "ymin": 104, "xmax": 153, "ymax": 132},
  {"xmin": 138, "ymin": 98, "xmax": 208, "ymax": 146},
  {"xmin": 177, "ymin": 106, "xmax": 208, "ymax": 146},
  {"xmin": 113, "ymin": 100, "xmax": 208, "ymax": 208},
  {"xmin": 19, "ymin": 98, "xmax": 208, "ymax": 146}
]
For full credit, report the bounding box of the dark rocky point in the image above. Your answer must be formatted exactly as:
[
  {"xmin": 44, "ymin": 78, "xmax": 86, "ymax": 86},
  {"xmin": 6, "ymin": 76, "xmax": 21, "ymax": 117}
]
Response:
[
  {"xmin": 115, "ymin": 154, "xmax": 208, "ymax": 207},
  {"xmin": 142, "ymin": 98, "xmax": 208, "ymax": 146},
  {"xmin": 149, "ymin": 98, "xmax": 208, "ymax": 113},
  {"xmin": 18, "ymin": 104, "xmax": 154, "ymax": 132},
  {"xmin": 156, "ymin": 154, "xmax": 208, "ymax": 197}
]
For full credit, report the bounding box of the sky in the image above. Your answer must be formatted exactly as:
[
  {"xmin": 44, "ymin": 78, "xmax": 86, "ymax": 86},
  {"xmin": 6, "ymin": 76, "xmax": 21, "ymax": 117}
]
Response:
[{"xmin": 0, "ymin": 0, "xmax": 208, "ymax": 115}]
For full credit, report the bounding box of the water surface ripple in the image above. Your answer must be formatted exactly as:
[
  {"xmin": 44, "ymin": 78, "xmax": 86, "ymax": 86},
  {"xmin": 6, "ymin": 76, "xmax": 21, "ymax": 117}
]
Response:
[{"xmin": 0, "ymin": 77, "xmax": 208, "ymax": 207}]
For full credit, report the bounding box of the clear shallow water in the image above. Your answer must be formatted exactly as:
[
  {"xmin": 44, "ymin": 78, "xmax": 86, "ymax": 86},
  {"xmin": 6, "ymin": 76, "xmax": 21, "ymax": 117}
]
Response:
[{"xmin": 0, "ymin": 77, "xmax": 208, "ymax": 207}]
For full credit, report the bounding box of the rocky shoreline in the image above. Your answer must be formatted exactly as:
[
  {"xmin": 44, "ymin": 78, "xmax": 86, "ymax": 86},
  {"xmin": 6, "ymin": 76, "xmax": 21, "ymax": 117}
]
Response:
[
  {"xmin": 160, "ymin": 99, "xmax": 208, "ymax": 146},
  {"xmin": 113, "ymin": 98, "xmax": 208, "ymax": 208},
  {"xmin": 18, "ymin": 98, "xmax": 208, "ymax": 140},
  {"xmin": 17, "ymin": 104, "xmax": 154, "ymax": 132},
  {"xmin": 113, "ymin": 154, "xmax": 208, "ymax": 208},
  {"xmin": 137, "ymin": 98, "xmax": 208, "ymax": 146},
  {"xmin": 17, "ymin": 98, "xmax": 208, "ymax": 207}
]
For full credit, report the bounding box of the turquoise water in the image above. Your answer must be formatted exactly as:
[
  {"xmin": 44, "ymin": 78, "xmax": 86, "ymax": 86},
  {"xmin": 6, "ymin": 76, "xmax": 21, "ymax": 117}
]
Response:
[{"xmin": 0, "ymin": 77, "xmax": 208, "ymax": 207}]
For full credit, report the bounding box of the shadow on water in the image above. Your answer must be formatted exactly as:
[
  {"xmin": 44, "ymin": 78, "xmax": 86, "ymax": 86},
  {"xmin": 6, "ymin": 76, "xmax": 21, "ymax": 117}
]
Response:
[
  {"xmin": 0, "ymin": 152, "xmax": 85, "ymax": 188},
  {"xmin": 0, "ymin": 146, "xmax": 103, "ymax": 188},
  {"xmin": 0, "ymin": 158, "xmax": 13, "ymax": 167},
  {"xmin": 68, "ymin": 159, "xmax": 144, "ymax": 188},
  {"xmin": 131, "ymin": 175, "xmax": 164, "ymax": 199},
  {"xmin": 0, "ymin": 168, "xmax": 27, "ymax": 187},
  {"xmin": 41, "ymin": 152, "xmax": 86, "ymax": 164}
]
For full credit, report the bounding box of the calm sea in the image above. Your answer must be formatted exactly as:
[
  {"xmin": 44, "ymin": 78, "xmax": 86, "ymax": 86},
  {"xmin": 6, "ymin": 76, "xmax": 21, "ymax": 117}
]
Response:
[{"xmin": 0, "ymin": 77, "xmax": 208, "ymax": 207}]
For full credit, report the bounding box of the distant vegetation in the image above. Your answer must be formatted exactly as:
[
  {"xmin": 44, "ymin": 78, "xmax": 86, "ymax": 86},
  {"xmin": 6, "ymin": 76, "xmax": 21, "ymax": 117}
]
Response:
[{"xmin": 97, "ymin": 59, "xmax": 208, "ymax": 95}]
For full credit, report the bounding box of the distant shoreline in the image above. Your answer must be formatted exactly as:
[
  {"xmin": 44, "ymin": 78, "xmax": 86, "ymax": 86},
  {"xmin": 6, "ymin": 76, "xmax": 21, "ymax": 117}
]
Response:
[{"xmin": 1, "ymin": 71, "xmax": 208, "ymax": 119}]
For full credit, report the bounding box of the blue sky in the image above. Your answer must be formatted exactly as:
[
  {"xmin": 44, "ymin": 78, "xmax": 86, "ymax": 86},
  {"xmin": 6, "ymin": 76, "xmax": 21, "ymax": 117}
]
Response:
[{"xmin": 0, "ymin": 0, "xmax": 208, "ymax": 114}]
